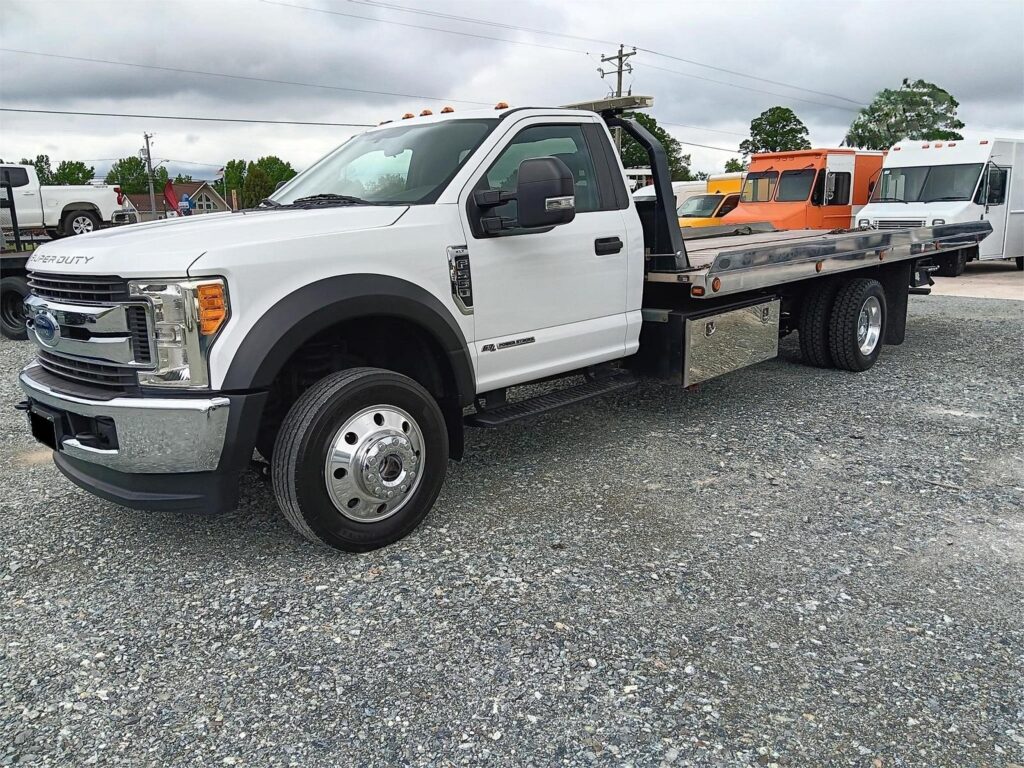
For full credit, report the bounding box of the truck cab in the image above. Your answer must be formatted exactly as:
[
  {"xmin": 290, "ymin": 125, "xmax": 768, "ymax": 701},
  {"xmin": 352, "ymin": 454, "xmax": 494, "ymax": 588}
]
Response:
[
  {"xmin": 856, "ymin": 139, "xmax": 1023, "ymax": 275},
  {"xmin": 722, "ymin": 149, "xmax": 883, "ymax": 231},
  {"xmin": 677, "ymin": 172, "xmax": 744, "ymax": 228}
]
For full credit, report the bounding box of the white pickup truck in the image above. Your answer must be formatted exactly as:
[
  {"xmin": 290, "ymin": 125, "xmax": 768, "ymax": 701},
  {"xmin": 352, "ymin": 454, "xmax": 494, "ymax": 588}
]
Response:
[
  {"xmin": 16, "ymin": 96, "xmax": 990, "ymax": 552},
  {"xmin": 0, "ymin": 163, "xmax": 137, "ymax": 238}
]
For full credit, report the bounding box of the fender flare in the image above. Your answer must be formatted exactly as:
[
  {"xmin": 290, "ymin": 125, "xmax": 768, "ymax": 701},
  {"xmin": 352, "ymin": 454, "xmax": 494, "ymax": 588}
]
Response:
[{"xmin": 220, "ymin": 274, "xmax": 476, "ymax": 406}]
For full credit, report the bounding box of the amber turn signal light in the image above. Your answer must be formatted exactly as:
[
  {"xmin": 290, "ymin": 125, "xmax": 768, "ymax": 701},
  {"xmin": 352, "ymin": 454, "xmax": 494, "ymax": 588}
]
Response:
[{"xmin": 197, "ymin": 283, "xmax": 227, "ymax": 336}]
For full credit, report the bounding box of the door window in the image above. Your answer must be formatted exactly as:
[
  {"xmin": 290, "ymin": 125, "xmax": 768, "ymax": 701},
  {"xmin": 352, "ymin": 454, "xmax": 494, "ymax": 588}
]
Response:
[
  {"xmin": 716, "ymin": 194, "xmax": 740, "ymax": 216},
  {"xmin": 0, "ymin": 167, "xmax": 30, "ymax": 187},
  {"xmin": 825, "ymin": 172, "xmax": 851, "ymax": 205},
  {"xmin": 481, "ymin": 124, "xmax": 603, "ymax": 216},
  {"xmin": 983, "ymin": 166, "xmax": 1008, "ymax": 205}
]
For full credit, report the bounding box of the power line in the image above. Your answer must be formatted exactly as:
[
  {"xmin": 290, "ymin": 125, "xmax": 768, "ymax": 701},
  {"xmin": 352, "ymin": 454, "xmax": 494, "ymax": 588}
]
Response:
[
  {"xmin": 309, "ymin": 0, "xmax": 863, "ymax": 106},
  {"xmin": 661, "ymin": 121, "xmax": 747, "ymax": 138},
  {"xmin": 259, "ymin": 0, "xmax": 589, "ymax": 55},
  {"xmin": 0, "ymin": 47, "xmax": 494, "ymax": 106},
  {"xmin": 643, "ymin": 63, "xmax": 859, "ymax": 113},
  {"xmin": 1, "ymin": 107, "xmax": 374, "ymax": 127}
]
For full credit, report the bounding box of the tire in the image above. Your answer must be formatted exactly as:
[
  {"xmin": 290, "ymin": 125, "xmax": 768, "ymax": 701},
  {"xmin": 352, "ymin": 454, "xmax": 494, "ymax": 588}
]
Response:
[
  {"xmin": 271, "ymin": 367, "xmax": 449, "ymax": 552},
  {"xmin": 62, "ymin": 210, "xmax": 99, "ymax": 236},
  {"xmin": 798, "ymin": 282, "xmax": 839, "ymax": 368},
  {"xmin": 934, "ymin": 249, "xmax": 967, "ymax": 277},
  {"xmin": 828, "ymin": 278, "xmax": 887, "ymax": 372},
  {"xmin": 45, "ymin": 228, "xmax": 61, "ymax": 240},
  {"xmin": 1016, "ymin": 256, "xmax": 1023, "ymax": 271},
  {"xmin": 0, "ymin": 275, "xmax": 29, "ymax": 340}
]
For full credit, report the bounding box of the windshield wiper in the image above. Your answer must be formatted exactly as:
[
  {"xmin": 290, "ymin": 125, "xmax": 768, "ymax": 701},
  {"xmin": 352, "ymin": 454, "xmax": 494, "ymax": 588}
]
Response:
[
  {"xmin": 290, "ymin": 193, "xmax": 375, "ymax": 206},
  {"xmin": 871, "ymin": 196, "xmax": 908, "ymax": 203},
  {"xmin": 258, "ymin": 198, "xmax": 281, "ymax": 207},
  {"xmin": 920, "ymin": 196, "xmax": 967, "ymax": 203}
]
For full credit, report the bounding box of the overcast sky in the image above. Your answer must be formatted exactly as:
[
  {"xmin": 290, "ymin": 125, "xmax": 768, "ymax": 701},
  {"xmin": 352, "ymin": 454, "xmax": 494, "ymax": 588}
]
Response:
[{"xmin": 1, "ymin": 0, "xmax": 1022, "ymax": 180}]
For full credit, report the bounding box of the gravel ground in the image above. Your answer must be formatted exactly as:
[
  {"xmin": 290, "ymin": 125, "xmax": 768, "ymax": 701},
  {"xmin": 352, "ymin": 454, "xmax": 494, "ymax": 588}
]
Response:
[{"xmin": 1, "ymin": 295, "xmax": 1022, "ymax": 768}]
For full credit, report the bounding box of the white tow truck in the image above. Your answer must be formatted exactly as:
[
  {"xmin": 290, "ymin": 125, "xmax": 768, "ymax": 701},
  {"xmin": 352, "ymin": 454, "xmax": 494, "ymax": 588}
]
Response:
[{"xmin": 16, "ymin": 96, "xmax": 991, "ymax": 552}]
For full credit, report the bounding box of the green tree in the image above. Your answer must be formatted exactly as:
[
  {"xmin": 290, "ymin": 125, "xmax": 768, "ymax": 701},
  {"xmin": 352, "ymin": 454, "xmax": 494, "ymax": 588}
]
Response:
[
  {"xmin": 53, "ymin": 160, "xmax": 95, "ymax": 185},
  {"xmin": 19, "ymin": 154, "xmax": 54, "ymax": 185},
  {"xmin": 173, "ymin": 173, "xmax": 194, "ymax": 183},
  {"xmin": 253, "ymin": 155, "xmax": 297, "ymax": 188},
  {"xmin": 724, "ymin": 158, "xmax": 747, "ymax": 173},
  {"xmin": 241, "ymin": 163, "xmax": 274, "ymax": 207},
  {"xmin": 739, "ymin": 107, "xmax": 811, "ymax": 157},
  {"xmin": 844, "ymin": 78, "xmax": 964, "ymax": 150},
  {"xmin": 223, "ymin": 159, "xmax": 247, "ymax": 205},
  {"xmin": 105, "ymin": 156, "xmax": 148, "ymax": 193},
  {"xmin": 620, "ymin": 113, "xmax": 694, "ymax": 181}
]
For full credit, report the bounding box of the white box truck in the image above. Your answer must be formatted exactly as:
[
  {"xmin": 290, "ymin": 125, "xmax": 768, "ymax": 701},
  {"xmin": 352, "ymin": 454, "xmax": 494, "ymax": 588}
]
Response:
[
  {"xmin": 857, "ymin": 138, "xmax": 1023, "ymax": 275},
  {"xmin": 16, "ymin": 96, "xmax": 991, "ymax": 552}
]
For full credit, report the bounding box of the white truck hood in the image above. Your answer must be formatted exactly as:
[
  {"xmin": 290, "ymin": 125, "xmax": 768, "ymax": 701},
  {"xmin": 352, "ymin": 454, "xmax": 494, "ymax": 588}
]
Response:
[{"xmin": 26, "ymin": 206, "xmax": 408, "ymax": 277}]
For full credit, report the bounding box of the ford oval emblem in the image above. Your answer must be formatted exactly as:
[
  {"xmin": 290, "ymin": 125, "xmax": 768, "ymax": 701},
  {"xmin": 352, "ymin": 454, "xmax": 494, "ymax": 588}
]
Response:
[{"xmin": 33, "ymin": 311, "xmax": 61, "ymax": 348}]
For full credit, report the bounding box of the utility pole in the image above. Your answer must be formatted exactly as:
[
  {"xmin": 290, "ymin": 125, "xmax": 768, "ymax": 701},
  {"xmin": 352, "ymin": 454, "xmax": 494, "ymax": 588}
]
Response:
[
  {"xmin": 599, "ymin": 44, "xmax": 636, "ymax": 155},
  {"xmin": 142, "ymin": 133, "xmax": 157, "ymax": 220}
]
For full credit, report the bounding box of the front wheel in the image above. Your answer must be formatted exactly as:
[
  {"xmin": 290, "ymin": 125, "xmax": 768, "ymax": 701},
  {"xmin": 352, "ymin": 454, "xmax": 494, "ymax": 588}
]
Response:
[
  {"xmin": 1016, "ymin": 256, "xmax": 1023, "ymax": 271},
  {"xmin": 271, "ymin": 367, "xmax": 449, "ymax": 552},
  {"xmin": 0, "ymin": 276, "xmax": 30, "ymax": 340},
  {"xmin": 828, "ymin": 278, "xmax": 887, "ymax": 372}
]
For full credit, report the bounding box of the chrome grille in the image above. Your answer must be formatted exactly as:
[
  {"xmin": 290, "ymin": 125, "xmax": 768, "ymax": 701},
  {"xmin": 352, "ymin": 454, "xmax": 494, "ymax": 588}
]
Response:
[
  {"xmin": 28, "ymin": 272, "xmax": 130, "ymax": 303},
  {"xmin": 874, "ymin": 219, "xmax": 925, "ymax": 230},
  {"xmin": 37, "ymin": 350, "xmax": 138, "ymax": 391}
]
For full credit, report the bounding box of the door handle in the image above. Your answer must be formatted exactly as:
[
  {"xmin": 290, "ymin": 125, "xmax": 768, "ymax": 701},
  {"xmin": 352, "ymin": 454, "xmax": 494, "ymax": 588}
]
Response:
[{"xmin": 594, "ymin": 236, "xmax": 623, "ymax": 255}]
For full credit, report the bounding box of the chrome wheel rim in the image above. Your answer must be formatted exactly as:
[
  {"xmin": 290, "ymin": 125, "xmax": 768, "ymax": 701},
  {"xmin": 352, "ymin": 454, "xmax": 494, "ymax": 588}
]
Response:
[
  {"xmin": 857, "ymin": 295, "xmax": 882, "ymax": 355},
  {"xmin": 323, "ymin": 405, "xmax": 425, "ymax": 523},
  {"xmin": 71, "ymin": 215, "xmax": 94, "ymax": 234}
]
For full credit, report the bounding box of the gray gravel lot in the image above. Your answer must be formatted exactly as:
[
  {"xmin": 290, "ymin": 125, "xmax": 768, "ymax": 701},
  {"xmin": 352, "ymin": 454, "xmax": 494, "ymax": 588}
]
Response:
[{"xmin": 1, "ymin": 295, "xmax": 1022, "ymax": 767}]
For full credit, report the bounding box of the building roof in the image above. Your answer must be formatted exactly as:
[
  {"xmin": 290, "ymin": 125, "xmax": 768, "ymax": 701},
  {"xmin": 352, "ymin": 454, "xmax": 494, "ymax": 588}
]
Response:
[{"xmin": 125, "ymin": 181, "xmax": 229, "ymax": 212}]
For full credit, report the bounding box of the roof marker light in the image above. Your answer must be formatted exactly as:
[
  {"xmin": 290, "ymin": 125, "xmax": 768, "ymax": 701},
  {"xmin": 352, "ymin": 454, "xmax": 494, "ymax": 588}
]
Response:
[
  {"xmin": 948, "ymin": 142, "xmax": 956, "ymax": 147},
  {"xmin": 922, "ymin": 143, "xmax": 930, "ymax": 148},
  {"xmin": 934, "ymin": 142, "xmax": 943, "ymax": 148},
  {"xmin": 980, "ymin": 140, "xmax": 989, "ymax": 145},
  {"xmin": 420, "ymin": 109, "xmax": 433, "ymax": 116},
  {"xmin": 402, "ymin": 112, "xmax": 415, "ymax": 119},
  {"xmin": 494, "ymin": 101, "xmax": 509, "ymax": 110},
  {"xmin": 441, "ymin": 106, "xmax": 455, "ymax": 113},
  {"xmin": 892, "ymin": 146, "xmax": 901, "ymax": 151}
]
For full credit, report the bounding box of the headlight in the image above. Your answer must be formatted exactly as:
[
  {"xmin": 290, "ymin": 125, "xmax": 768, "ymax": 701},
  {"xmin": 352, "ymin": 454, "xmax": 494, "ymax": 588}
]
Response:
[
  {"xmin": 128, "ymin": 278, "xmax": 229, "ymax": 388},
  {"xmin": 931, "ymin": 218, "xmax": 945, "ymax": 225},
  {"xmin": 857, "ymin": 218, "xmax": 872, "ymax": 228}
]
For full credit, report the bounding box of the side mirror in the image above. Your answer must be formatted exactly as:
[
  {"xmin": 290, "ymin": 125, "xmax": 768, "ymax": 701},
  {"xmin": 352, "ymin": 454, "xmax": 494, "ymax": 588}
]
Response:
[
  {"xmin": 515, "ymin": 156, "xmax": 575, "ymax": 229},
  {"xmin": 473, "ymin": 156, "xmax": 575, "ymax": 234}
]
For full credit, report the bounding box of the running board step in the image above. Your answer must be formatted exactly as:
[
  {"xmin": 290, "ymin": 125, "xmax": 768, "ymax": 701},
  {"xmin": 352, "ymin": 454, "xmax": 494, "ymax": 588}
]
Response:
[{"xmin": 465, "ymin": 371, "xmax": 637, "ymax": 428}]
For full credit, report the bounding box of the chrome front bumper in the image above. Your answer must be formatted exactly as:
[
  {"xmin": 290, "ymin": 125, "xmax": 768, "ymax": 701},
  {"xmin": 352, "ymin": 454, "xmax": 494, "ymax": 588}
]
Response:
[{"xmin": 18, "ymin": 362, "xmax": 230, "ymax": 473}]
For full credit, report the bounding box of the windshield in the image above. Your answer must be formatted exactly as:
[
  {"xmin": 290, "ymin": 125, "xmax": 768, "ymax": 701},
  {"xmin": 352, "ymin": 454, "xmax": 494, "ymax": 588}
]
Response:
[
  {"xmin": 272, "ymin": 119, "xmax": 497, "ymax": 206},
  {"xmin": 871, "ymin": 163, "xmax": 983, "ymax": 203},
  {"xmin": 677, "ymin": 194, "xmax": 723, "ymax": 217},
  {"xmin": 775, "ymin": 169, "xmax": 817, "ymax": 202},
  {"xmin": 741, "ymin": 171, "xmax": 778, "ymax": 202}
]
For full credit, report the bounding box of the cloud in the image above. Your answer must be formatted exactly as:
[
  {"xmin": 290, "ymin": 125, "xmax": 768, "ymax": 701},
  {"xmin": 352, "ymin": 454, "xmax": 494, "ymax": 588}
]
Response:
[{"xmin": 0, "ymin": 0, "xmax": 1021, "ymax": 177}]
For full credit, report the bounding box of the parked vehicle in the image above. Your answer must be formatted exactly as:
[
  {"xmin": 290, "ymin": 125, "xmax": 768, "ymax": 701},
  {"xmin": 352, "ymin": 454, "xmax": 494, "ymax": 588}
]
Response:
[
  {"xmin": 634, "ymin": 179, "xmax": 705, "ymax": 210},
  {"xmin": 0, "ymin": 164, "xmax": 137, "ymax": 240},
  {"xmin": 16, "ymin": 96, "xmax": 990, "ymax": 552},
  {"xmin": 856, "ymin": 139, "xmax": 1023, "ymax": 275},
  {"xmin": 677, "ymin": 172, "xmax": 744, "ymax": 228},
  {"xmin": 722, "ymin": 149, "xmax": 884, "ymax": 231}
]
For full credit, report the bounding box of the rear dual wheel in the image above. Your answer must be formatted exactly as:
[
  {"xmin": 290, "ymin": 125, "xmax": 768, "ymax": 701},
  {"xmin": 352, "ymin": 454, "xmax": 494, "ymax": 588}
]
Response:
[
  {"xmin": 800, "ymin": 277, "xmax": 886, "ymax": 372},
  {"xmin": 271, "ymin": 367, "xmax": 449, "ymax": 552}
]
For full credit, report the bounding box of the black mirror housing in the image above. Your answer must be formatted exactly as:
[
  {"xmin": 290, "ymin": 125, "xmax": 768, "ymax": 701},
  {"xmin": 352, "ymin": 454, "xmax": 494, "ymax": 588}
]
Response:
[{"xmin": 516, "ymin": 156, "xmax": 576, "ymax": 229}]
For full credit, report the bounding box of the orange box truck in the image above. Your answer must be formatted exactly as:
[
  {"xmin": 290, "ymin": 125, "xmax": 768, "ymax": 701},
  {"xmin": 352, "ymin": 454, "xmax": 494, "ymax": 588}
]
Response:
[{"xmin": 721, "ymin": 149, "xmax": 884, "ymax": 231}]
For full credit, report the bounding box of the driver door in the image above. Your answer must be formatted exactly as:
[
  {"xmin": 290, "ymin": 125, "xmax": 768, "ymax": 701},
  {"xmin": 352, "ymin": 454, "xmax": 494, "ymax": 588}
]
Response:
[{"xmin": 459, "ymin": 117, "xmax": 631, "ymax": 392}]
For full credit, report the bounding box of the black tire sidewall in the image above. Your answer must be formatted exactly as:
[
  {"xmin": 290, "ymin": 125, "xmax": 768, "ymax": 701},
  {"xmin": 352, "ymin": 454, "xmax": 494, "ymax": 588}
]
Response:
[
  {"xmin": 0, "ymin": 276, "xmax": 29, "ymax": 340},
  {"xmin": 836, "ymin": 281, "xmax": 886, "ymax": 371},
  {"xmin": 62, "ymin": 210, "xmax": 99, "ymax": 235},
  {"xmin": 286, "ymin": 374, "xmax": 448, "ymax": 550}
]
